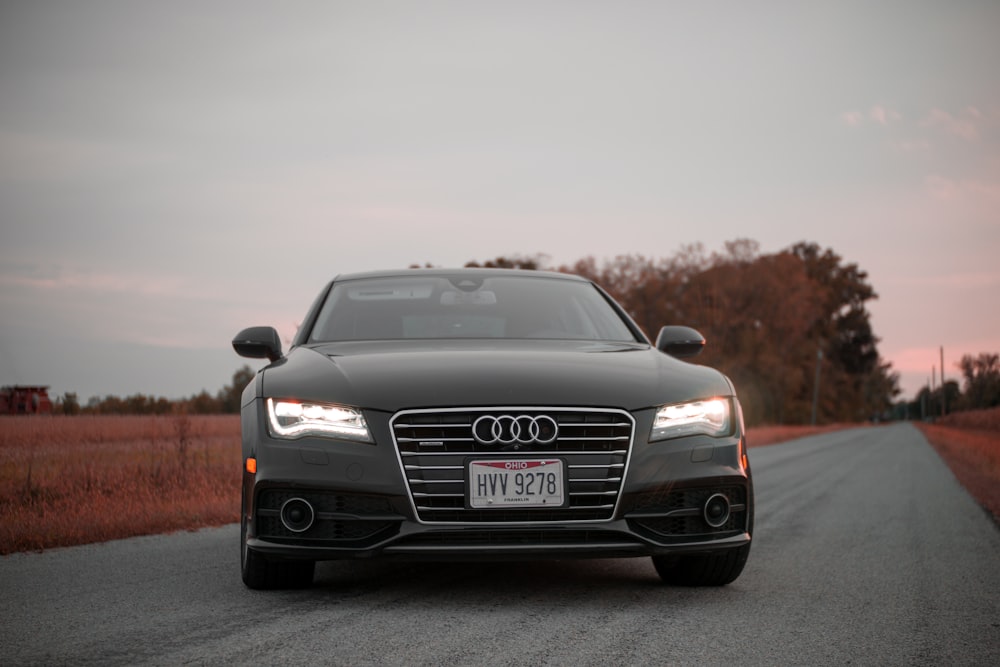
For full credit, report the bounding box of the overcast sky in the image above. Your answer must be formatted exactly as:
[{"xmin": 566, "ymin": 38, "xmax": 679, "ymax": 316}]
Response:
[{"xmin": 1, "ymin": 0, "xmax": 998, "ymax": 404}]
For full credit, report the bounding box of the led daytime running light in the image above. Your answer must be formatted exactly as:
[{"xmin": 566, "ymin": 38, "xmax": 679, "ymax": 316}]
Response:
[
  {"xmin": 267, "ymin": 398, "xmax": 372, "ymax": 442},
  {"xmin": 651, "ymin": 398, "xmax": 730, "ymax": 441}
]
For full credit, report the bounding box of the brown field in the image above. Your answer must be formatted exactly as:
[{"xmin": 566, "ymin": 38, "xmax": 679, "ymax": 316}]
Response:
[
  {"xmin": 1, "ymin": 413, "xmax": 996, "ymax": 554},
  {"xmin": 916, "ymin": 407, "xmax": 1000, "ymax": 524},
  {"xmin": 934, "ymin": 405, "xmax": 1000, "ymax": 432},
  {"xmin": 0, "ymin": 415, "xmax": 240, "ymax": 555}
]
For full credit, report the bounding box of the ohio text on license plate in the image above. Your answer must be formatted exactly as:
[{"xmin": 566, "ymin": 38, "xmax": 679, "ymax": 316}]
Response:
[{"xmin": 468, "ymin": 459, "xmax": 565, "ymax": 508}]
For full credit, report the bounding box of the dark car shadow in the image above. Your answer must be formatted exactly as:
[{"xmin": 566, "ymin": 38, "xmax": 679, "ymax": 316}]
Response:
[
  {"xmin": 308, "ymin": 558, "xmax": 682, "ymax": 602},
  {"xmin": 235, "ymin": 557, "xmax": 754, "ymax": 614}
]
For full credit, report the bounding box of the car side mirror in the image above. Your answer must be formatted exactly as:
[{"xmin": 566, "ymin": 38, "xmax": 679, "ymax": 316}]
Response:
[
  {"xmin": 655, "ymin": 326, "xmax": 706, "ymax": 358},
  {"xmin": 232, "ymin": 326, "xmax": 283, "ymax": 362}
]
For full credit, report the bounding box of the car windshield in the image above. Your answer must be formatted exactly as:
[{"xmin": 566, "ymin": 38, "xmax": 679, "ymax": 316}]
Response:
[{"xmin": 308, "ymin": 274, "xmax": 640, "ymax": 343}]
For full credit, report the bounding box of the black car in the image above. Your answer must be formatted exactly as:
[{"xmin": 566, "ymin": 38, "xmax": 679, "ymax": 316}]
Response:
[{"xmin": 233, "ymin": 268, "xmax": 752, "ymax": 589}]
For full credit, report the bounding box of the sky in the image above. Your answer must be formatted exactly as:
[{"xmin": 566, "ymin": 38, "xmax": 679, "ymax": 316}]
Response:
[{"xmin": 1, "ymin": 0, "xmax": 998, "ymax": 405}]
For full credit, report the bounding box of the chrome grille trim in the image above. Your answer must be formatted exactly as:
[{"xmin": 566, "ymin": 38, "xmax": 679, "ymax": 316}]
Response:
[{"xmin": 390, "ymin": 406, "xmax": 635, "ymax": 524}]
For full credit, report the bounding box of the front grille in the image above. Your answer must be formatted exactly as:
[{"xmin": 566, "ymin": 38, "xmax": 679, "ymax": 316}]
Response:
[
  {"xmin": 391, "ymin": 407, "xmax": 634, "ymax": 523},
  {"xmin": 255, "ymin": 490, "xmax": 402, "ymax": 546}
]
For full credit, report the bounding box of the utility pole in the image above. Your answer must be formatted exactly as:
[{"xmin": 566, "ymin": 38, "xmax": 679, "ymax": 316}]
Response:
[{"xmin": 811, "ymin": 347, "xmax": 823, "ymax": 426}]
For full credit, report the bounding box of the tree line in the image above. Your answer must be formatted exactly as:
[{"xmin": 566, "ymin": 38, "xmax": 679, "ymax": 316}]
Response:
[
  {"xmin": 49, "ymin": 239, "xmax": 998, "ymax": 426},
  {"xmin": 897, "ymin": 352, "xmax": 1000, "ymax": 420},
  {"xmin": 53, "ymin": 366, "xmax": 256, "ymax": 416}
]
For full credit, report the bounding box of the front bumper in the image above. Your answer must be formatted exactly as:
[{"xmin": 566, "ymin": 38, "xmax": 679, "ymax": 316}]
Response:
[{"xmin": 241, "ymin": 401, "xmax": 752, "ymax": 562}]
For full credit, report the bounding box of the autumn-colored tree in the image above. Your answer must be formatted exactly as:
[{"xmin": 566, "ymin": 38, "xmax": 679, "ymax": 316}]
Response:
[
  {"xmin": 786, "ymin": 242, "xmax": 895, "ymax": 421},
  {"xmin": 683, "ymin": 246, "xmax": 824, "ymax": 424},
  {"xmin": 565, "ymin": 253, "xmax": 686, "ymax": 339},
  {"xmin": 464, "ymin": 254, "xmax": 550, "ymax": 270},
  {"xmin": 217, "ymin": 365, "xmax": 256, "ymax": 414},
  {"xmin": 551, "ymin": 240, "xmax": 898, "ymax": 425},
  {"xmin": 70, "ymin": 366, "xmax": 256, "ymax": 415},
  {"xmin": 957, "ymin": 353, "xmax": 1000, "ymax": 409},
  {"xmin": 906, "ymin": 380, "xmax": 961, "ymax": 420},
  {"xmin": 83, "ymin": 393, "xmax": 174, "ymax": 415},
  {"xmin": 862, "ymin": 359, "xmax": 901, "ymax": 418},
  {"xmin": 183, "ymin": 390, "xmax": 222, "ymax": 414},
  {"xmin": 57, "ymin": 392, "xmax": 80, "ymax": 415}
]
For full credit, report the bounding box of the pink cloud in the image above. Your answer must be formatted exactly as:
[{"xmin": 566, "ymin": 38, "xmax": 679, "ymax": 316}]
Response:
[
  {"xmin": 841, "ymin": 111, "xmax": 865, "ymax": 127},
  {"xmin": 925, "ymin": 174, "xmax": 1000, "ymax": 202},
  {"xmin": 0, "ymin": 267, "xmax": 223, "ymax": 300},
  {"xmin": 869, "ymin": 105, "xmax": 901, "ymax": 125},
  {"xmin": 840, "ymin": 105, "xmax": 901, "ymax": 127},
  {"xmin": 922, "ymin": 108, "xmax": 980, "ymax": 140}
]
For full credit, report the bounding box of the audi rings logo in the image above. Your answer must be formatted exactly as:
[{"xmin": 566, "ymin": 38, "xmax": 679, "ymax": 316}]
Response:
[{"xmin": 472, "ymin": 414, "xmax": 558, "ymax": 446}]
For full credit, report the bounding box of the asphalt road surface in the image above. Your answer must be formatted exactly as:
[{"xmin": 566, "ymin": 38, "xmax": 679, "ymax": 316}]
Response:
[{"xmin": 3, "ymin": 423, "xmax": 999, "ymax": 666}]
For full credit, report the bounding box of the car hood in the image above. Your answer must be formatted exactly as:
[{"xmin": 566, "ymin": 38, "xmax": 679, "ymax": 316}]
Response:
[{"xmin": 259, "ymin": 340, "xmax": 733, "ymax": 413}]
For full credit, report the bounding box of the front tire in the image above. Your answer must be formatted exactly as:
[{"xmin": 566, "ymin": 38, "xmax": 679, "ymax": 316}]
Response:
[
  {"xmin": 241, "ymin": 517, "xmax": 315, "ymax": 590},
  {"xmin": 652, "ymin": 542, "xmax": 751, "ymax": 586}
]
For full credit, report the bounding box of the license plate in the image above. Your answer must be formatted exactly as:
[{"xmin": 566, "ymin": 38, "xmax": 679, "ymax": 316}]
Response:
[{"xmin": 468, "ymin": 459, "xmax": 565, "ymax": 508}]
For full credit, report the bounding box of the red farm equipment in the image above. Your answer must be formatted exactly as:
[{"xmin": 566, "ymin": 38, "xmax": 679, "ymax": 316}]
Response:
[{"xmin": 0, "ymin": 385, "xmax": 53, "ymax": 415}]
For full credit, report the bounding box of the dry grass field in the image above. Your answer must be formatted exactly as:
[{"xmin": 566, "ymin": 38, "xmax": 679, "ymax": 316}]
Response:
[
  {"xmin": 0, "ymin": 415, "xmax": 240, "ymax": 554},
  {"xmin": 1, "ymin": 413, "xmax": 996, "ymax": 554}
]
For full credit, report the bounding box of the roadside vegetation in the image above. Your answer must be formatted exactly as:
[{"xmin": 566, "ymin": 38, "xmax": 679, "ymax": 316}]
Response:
[
  {"xmin": 917, "ymin": 407, "xmax": 1000, "ymax": 524},
  {"xmin": 0, "ymin": 415, "xmax": 240, "ymax": 554},
  {"xmin": 50, "ymin": 367, "xmax": 255, "ymax": 416}
]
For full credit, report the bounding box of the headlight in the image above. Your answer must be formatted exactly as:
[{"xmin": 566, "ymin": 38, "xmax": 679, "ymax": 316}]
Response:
[
  {"xmin": 650, "ymin": 398, "xmax": 730, "ymax": 441},
  {"xmin": 266, "ymin": 398, "xmax": 372, "ymax": 442}
]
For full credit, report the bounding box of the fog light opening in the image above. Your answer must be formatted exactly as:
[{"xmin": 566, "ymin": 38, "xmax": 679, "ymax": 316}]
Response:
[
  {"xmin": 280, "ymin": 497, "xmax": 315, "ymax": 533},
  {"xmin": 703, "ymin": 493, "xmax": 731, "ymax": 528}
]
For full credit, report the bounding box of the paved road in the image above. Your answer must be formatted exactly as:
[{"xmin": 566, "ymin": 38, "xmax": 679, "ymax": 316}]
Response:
[{"xmin": 2, "ymin": 423, "xmax": 998, "ymax": 665}]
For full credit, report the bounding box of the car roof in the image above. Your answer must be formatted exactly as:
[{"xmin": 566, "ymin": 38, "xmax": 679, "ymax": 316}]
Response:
[{"xmin": 330, "ymin": 268, "xmax": 590, "ymax": 283}]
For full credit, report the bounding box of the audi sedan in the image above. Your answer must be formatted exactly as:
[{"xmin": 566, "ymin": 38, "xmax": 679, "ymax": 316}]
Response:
[{"xmin": 232, "ymin": 268, "xmax": 753, "ymax": 589}]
